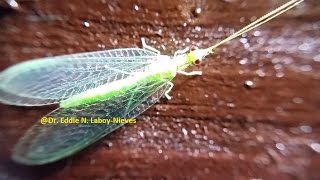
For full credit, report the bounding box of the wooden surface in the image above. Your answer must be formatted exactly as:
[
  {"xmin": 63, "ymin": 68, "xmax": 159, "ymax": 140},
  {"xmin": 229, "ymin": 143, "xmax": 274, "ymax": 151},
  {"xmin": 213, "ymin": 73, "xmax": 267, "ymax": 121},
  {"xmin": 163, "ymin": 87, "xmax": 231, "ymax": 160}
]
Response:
[{"xmin": 0, "ymin": 0, "xmax": 320, "ymax": 179}]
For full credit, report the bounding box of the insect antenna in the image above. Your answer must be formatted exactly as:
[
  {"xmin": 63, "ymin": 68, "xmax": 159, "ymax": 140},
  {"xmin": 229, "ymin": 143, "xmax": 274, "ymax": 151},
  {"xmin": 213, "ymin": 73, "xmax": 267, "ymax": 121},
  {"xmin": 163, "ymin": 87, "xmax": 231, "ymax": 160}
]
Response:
[{"xmin": 205, "ymin": 0, "xmax": 304, "ymax": 54}]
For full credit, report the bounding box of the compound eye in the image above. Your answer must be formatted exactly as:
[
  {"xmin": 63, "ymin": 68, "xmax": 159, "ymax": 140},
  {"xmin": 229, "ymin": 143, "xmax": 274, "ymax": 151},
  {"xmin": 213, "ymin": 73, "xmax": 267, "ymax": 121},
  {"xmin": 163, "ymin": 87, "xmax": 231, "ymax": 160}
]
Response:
[
  {"xmin": 190, "ymin": 46, "xmax": 198, "ymax": 51},
  {"xmin": 194, "ymin": 59, "xmax": 201, "ymax": 65}
]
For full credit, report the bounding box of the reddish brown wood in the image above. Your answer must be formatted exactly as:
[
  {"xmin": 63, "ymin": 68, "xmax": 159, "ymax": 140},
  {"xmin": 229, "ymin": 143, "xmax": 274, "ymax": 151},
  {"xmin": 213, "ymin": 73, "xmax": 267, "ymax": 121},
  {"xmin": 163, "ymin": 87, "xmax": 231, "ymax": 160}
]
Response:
[{"xmin": 0, "ymin": 0, "xmax": 320, "ymax": 179}]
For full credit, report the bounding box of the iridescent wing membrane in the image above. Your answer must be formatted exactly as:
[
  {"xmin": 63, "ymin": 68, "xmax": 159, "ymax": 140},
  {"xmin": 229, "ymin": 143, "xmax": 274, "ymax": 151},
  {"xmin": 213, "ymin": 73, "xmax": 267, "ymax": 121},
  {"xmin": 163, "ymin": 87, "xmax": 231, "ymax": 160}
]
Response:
[
  {"xmin": 0, "ymin": 48, "xmax": 158, "ymax": 106},
  {"xmin": 4, "ymin": 48, "xmax": 173, "ymax": 165},
  {"xmin": 12, "ymin": 73, "xmax": 172, "ymax": 165}
]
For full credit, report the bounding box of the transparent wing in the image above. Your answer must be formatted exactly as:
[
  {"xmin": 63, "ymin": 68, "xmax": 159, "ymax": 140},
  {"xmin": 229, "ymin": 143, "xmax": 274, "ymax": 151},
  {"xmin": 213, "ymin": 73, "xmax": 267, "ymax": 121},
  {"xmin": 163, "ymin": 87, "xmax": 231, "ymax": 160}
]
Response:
[
  {"xmin": 0, "ymin": 48, "xmax": 158, "ymax": 106},
  {"xmin": 12, "ymin": 75, "xmax": 172, "ymax": 165}
]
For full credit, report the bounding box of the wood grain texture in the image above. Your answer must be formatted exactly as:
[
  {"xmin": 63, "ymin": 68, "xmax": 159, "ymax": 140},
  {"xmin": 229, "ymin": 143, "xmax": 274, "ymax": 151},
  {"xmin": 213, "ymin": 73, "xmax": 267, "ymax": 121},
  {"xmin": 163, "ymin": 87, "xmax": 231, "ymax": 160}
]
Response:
[{"xmin": 0, "ymin": 0, "xmax": 320, "ymax": 179}]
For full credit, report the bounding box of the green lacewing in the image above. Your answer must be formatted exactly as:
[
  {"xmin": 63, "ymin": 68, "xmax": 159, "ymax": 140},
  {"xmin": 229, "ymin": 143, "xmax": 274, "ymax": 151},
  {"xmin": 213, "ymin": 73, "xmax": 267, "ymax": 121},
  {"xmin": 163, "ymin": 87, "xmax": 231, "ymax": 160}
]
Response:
[{"xmin": 0, "ymin": 0, "xmax": 303, "ymax": 165}]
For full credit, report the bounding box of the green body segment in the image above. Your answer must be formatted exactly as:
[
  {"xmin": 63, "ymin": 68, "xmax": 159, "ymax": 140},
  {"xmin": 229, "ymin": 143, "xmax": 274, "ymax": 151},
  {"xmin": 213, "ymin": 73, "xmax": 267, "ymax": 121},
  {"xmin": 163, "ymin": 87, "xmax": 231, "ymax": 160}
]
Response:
[
  {"xmin": 60, "ymin": 70, "xmax": 175, "ymax": 108},
  {"xmin": 186, "ymin": 50, "xmax": 202, "ymax": 64}
]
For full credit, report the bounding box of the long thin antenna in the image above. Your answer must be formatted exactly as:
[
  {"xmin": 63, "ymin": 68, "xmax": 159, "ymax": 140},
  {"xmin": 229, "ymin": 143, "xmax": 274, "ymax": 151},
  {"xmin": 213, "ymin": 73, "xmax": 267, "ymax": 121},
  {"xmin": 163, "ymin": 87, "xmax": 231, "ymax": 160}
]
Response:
[{"xmin": 206, "ymin": 0, "xmax": 304, "ymax": 53}]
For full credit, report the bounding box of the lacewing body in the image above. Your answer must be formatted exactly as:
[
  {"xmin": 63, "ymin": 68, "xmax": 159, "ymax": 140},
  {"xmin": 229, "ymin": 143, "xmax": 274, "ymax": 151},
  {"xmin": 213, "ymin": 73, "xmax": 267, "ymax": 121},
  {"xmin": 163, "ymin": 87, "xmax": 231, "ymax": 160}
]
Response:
[{"xmin": 0, "ymin": 0, "xmax": 303, "ymax": 165}]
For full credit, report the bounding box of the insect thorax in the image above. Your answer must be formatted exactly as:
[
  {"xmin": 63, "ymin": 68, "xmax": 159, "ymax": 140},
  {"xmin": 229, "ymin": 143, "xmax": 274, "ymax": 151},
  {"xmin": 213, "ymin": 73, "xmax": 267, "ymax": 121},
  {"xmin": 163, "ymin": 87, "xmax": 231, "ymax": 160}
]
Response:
[{"xmin": 148, "ymin": 55, "xmax": 177, "ymax": 78}]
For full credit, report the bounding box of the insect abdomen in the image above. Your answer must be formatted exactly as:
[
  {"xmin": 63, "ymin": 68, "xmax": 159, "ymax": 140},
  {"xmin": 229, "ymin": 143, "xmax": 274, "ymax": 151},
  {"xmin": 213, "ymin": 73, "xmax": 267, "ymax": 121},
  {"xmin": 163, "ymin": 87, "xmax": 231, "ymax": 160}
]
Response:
[{"xmin": 60, "ymin": 70, "xmax": 174, "ymax": 108}]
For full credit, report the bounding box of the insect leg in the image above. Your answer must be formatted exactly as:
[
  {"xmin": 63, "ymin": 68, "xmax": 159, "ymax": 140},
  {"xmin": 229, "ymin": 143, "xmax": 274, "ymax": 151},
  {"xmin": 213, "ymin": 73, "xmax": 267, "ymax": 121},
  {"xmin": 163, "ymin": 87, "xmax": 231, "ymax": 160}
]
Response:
[
  {"xmin": 177, "ymin": 70, "xmax": 202, "ymax": 76},
  {"xmin": 164, "ymin": 82, "xmax": 174, "ymax": 100},
  {"xmin": 174, "ymin": 47, "xmax": 190, "ymax": 57},
  {"xmin": 141, "ymin": 38, "xmax": 160, "ymax": 55}
]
